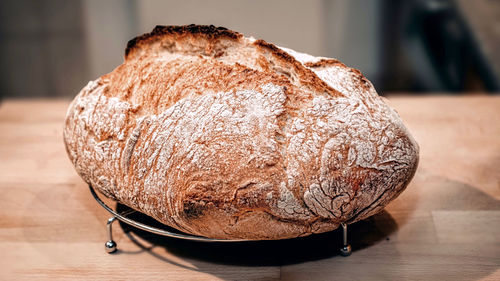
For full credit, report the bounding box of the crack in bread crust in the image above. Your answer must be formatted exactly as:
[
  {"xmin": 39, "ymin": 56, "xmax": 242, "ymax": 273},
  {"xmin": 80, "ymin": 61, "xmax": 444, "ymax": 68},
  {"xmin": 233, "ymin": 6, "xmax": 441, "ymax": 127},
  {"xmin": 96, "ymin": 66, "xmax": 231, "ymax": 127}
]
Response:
[{"xmin": 64, "ymin": 25, "xmax": 419, "ymax": 240}]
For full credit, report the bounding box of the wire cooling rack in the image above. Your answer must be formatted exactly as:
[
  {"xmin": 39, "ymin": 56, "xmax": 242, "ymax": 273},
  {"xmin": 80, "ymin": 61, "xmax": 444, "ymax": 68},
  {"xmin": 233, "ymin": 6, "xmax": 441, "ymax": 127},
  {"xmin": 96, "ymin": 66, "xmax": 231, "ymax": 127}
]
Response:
[{"xmin": 89, "ymin": 184, "xmax": 352, "ymax": 256}]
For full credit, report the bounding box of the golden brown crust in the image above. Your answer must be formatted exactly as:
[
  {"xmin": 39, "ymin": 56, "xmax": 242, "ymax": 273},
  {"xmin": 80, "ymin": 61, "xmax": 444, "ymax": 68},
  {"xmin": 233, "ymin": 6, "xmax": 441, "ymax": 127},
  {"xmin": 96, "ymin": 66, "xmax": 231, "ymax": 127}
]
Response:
[
  {"xmin": 304, "ymin": 58, "xmax": 344, "ymax": 68},
  {"xmin": 64, "ymin": 25, "xmax": 419, "ymax": 240},
  {"xmin": 124, "ymin": 25, "xmax": 342, "ymax": 99},
  {"xmin": 252, "ymin": 40, "xmax": 342, "ymax": 97},
  {"xmin": 102, "ymin": 56, "xmax": 291, "ymax": 115}
]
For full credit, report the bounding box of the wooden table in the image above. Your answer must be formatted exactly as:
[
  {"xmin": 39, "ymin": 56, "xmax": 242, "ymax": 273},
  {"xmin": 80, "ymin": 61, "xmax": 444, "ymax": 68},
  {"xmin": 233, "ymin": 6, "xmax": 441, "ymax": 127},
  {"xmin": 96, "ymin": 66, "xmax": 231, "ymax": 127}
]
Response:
[{"xmin": 0, "ymin": 97, "xmax": 499, "ymax": 280}]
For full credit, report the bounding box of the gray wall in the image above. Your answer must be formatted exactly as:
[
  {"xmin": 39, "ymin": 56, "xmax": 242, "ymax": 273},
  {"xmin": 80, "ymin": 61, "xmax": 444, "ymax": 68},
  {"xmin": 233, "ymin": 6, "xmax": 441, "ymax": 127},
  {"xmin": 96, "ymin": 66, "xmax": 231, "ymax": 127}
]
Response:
[{"xmin": 0, "ymin": 0, "xmax": 88, "ymax": 98}]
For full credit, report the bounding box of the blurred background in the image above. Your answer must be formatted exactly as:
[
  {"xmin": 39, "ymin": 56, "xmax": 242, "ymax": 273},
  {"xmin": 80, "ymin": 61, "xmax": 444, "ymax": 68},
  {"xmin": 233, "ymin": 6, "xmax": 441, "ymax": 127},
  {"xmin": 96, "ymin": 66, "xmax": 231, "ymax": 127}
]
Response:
[{"xmin": 0, "ymin": 0, "xmax": 499, "ymax": 99}]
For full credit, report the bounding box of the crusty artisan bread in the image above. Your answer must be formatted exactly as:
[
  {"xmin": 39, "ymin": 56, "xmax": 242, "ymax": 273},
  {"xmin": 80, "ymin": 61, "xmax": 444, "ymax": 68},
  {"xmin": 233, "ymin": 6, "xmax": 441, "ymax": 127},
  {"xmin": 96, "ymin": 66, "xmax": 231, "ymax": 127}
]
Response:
[{"xmin": 64, "ymin": 25, "xmax": 419, "ymax": 240}]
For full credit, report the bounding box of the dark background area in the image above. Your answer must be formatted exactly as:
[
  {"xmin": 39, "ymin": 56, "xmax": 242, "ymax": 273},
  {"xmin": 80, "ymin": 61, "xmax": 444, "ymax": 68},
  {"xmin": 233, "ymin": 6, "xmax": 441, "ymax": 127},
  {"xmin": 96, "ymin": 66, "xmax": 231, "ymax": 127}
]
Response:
[{"xmin": 0, "ymin": 0, "xmax": 499, "ymax": 99}]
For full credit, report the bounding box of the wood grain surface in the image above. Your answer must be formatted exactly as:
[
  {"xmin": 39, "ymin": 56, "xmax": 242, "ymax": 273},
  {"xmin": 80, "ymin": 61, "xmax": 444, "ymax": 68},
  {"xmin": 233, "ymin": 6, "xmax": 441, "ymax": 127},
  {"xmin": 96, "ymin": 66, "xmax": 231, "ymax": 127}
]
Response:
[{"xmin": 0, "ymin": 96, "xmax": 499, "ymax": 280}]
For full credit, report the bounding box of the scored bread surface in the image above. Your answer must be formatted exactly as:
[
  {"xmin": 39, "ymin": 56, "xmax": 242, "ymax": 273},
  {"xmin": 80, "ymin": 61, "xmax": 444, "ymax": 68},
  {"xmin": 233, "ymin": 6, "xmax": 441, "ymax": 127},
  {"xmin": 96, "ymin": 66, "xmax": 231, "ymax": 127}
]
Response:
[{"xmin": 64, "ymin": 25, "xmax": 419, "ymax": 239}]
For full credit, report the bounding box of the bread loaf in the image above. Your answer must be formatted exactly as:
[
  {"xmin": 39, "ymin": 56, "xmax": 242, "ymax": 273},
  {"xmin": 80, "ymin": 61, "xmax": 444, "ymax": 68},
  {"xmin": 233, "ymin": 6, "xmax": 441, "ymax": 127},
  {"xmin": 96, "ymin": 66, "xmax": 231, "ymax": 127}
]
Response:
[{"xmin": 64, "ymin": 25, "xmax": 419, "ymax": 240}]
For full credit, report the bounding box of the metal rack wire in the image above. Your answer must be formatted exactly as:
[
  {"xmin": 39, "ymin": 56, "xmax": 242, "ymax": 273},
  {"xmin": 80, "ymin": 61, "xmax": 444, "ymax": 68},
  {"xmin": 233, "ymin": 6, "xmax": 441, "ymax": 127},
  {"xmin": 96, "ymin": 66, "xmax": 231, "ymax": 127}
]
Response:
[{"xmin": 89, "ymin": 185, "xmax": 352, "ymax": 256}]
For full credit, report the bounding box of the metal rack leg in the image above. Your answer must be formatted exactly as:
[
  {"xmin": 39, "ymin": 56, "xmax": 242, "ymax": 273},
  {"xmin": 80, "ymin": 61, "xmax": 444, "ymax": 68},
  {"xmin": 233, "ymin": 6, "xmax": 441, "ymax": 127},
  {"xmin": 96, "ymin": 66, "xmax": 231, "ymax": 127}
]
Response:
[
  {"xmin": 105, "ymin": 217, "xmax": 118, "ymax": 253},
  {"xmin": 340, "ymin": 222, "xmax": 352, "ymax": 256}
]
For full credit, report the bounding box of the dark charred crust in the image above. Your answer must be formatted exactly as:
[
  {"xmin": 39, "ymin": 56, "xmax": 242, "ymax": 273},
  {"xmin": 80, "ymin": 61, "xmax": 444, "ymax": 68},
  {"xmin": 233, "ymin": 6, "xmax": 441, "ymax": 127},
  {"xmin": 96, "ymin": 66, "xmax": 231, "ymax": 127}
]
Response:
[
  {"xmin": 253, "ymin": 39, "xmax": 298, "ymax": 65},
  {"xmin": 182, "ymin": 201, "xmax": 207, "ymax": 219},
  {"xmin": 125, "ymin": 24, "xmax": 243, "ymax": 58},
  {"xmin": 152, "ymin": 24, "xmax": 241, "ymax": 39}
]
